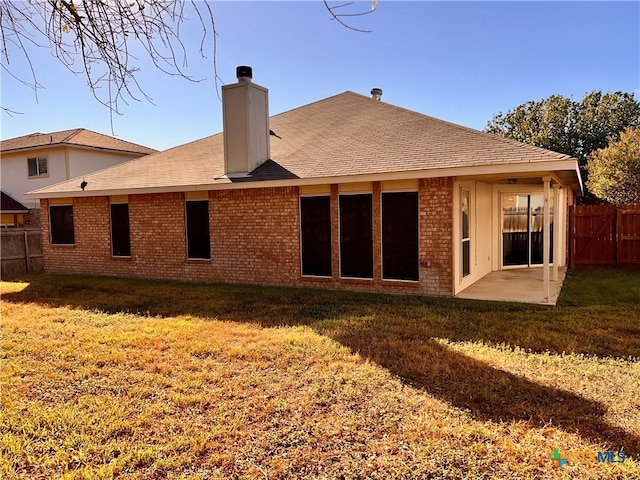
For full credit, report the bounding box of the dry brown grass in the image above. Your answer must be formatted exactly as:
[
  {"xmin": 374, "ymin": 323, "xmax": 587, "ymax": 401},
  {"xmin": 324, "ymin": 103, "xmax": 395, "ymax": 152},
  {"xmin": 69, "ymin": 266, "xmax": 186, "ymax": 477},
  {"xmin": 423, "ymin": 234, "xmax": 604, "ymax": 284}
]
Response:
[{"xmin": 1, "ymin": 271, "xmax": 639, "ymax": 479}]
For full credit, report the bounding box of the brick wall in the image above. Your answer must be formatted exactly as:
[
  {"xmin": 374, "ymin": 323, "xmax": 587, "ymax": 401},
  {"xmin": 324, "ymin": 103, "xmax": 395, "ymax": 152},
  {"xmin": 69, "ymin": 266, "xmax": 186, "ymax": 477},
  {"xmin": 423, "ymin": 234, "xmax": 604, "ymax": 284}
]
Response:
[
  {"xmin": 129, "ymin": 192, "xmax": 187, "ymax": 281},
  {"xmin": 42, "ymin": 189, "xmax": 301, "ymax": 285},
  {"xmin": 210, "ymin": 187, "xmax": 300, "ymax": 285},
  {"xmin": 41, "ymin": 197, "xmax": 110, "ymax": 276},
  {"xmin": 419, "ymin": 177, "xmax": 454, "ymax": 296},
  {"xmin": 40, "ymin": 179, "xmax": 455, "ymax": 296},
  {"xmin": 300, "ymin": 180, "xmax": 453, "ymax": 295},
  {"xmin": 24, "ymin": 208, "xmax": 41, "ymax": 229}
]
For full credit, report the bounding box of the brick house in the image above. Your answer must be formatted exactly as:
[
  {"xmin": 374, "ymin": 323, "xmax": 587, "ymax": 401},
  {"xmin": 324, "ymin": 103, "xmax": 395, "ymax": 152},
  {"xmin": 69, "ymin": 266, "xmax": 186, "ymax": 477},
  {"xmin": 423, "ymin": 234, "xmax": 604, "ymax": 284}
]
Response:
[{"xmin": 27, "ymin": 67, "xmax": 582, "ymax": 299}]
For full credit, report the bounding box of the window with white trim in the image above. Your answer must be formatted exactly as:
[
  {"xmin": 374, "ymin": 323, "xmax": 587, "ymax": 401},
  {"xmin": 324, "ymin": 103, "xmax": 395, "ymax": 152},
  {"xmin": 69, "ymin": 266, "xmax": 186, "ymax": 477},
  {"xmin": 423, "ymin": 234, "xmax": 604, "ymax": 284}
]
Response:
[
  {"xmin": 28, "ymin": 157, "xmax": 48, "ymax": 177},
  {"xmin": 461, "ymin": 189, "xmax": 471, "ymax": 277}
]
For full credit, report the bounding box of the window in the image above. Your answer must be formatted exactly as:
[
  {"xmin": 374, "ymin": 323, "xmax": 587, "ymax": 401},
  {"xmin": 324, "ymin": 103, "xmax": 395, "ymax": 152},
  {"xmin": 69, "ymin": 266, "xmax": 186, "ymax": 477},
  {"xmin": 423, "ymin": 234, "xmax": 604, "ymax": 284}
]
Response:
[
  {"xmin": 461, "ymin": 189, "xmax": 471, "ymax": 277},
  {"xmin": 339, "ymin": 194, "xmax": 373, "ymax": 278},
  {"xmin": 185, "ymin": 200, "xmax": 210, "ymax": 259},
  {"xmin": 501, "ymin": 194, "xmax": 554, "ymax": 267},
  {"xmin": 49, "ymin": 205, "xmax": 74, "ymax": 245},
  {"xmin": 28, "ymin": 157, "xmax": 48, "ymax": 177},
  {"xmin": 382, "ymin": 192, "xmax": 419, "ymax": 281},
  {"xmin": 300, "ymin": 196, "xmax": 332, "ymax": 276},
  {"xmin": 110, "ymin": 203, "xmax": 131, "ymax": 257}
]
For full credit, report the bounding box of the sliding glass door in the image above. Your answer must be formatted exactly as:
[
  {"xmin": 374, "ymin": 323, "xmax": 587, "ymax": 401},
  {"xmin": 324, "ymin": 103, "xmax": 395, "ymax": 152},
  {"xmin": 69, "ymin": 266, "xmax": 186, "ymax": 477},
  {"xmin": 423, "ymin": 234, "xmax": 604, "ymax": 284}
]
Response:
[{"xmin": 502, "ymin": 194, "xmax": 553, "ymax": 267}]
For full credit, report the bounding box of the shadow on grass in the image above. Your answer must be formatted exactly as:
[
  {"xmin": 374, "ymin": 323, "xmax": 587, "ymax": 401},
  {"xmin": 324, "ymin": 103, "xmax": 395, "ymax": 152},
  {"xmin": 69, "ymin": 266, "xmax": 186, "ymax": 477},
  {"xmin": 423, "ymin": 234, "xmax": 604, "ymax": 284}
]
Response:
[
  {"xmin": 3, "ymin": 272, "xmax": 640, "ymax": 456},
  {"xmin": 4, "ymin": 272, "xmax": 639, "ymax": 358},
  {"xmin": 329, "ymin": 324, "xmax": 640, "ymax": 457}
]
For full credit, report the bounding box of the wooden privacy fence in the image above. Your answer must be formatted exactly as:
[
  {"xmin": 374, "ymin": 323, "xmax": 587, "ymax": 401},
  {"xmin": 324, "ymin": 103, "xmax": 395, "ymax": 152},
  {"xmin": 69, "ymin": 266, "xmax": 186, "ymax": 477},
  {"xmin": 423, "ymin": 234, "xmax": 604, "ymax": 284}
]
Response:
[
  {"xmin": 0, "ymin": 228, "xmax": 44, "ymax": 279},
  {"xmin": 569, "ymin": 204, "xmax": 640, "ymax": 268}
]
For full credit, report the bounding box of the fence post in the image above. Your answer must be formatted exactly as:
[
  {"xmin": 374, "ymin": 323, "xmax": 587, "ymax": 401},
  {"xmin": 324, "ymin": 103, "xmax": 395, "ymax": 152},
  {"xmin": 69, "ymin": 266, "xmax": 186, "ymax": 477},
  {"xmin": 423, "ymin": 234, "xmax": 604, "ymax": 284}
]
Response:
[
  {"xmin": 569, "ymin": 206, "xmax": 575, "ymax": 269},
  {"xmin": 24, "ymin": 230, "xmax": 30, "ymax": 274},
  {"xmin": 616, "ymin": 208, "xmax": 622, "ymax": 268}
]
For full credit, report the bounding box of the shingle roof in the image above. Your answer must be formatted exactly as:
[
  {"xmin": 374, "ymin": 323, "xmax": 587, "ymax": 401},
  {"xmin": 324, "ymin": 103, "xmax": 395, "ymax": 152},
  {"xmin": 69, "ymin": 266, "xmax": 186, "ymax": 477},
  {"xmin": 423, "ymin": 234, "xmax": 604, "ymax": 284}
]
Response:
[
  {"xmin": 26, "ymin": 91, "xmax": 581, "ymax": 197},
  {"xmin": 1, "ymin": 128, "xmax": 157, "ymax": 155},
  {"xmin": 1, "ymin": 191, "xmax": 29, "ymax": 212}
]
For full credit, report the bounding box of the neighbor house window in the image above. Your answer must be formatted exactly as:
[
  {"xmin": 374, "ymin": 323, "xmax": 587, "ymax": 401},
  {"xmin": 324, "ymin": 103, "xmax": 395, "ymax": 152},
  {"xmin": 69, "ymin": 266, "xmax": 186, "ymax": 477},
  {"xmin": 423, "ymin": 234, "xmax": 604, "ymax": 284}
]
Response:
[
  {"xmin": 49, "ymin": 205, "xmax": 74, "ymax": 245},
  {"xmin": 300, "ymin": 196, "xmax": 332, "ymax": 276},
  {"xmin": 110, "ymin": 203, "xmax": 131, "ymax": 257},
  {"xmin": 382, "ymin": 192, "xmax": 419, "ymax": 281},
  {"xmin": 28, "ymin": 157, "xmax": 48, "ymax": 177},
  {"xmin": 185, "ymin": 200, "xmax": 210, "ymax": 259},
  {"xmin": 461, "ymin": 189, "xmax": 471, "ymax": 277},
  {"xmin": 339, "ymin": 194, "xmax": 373, "ymax": 278}
]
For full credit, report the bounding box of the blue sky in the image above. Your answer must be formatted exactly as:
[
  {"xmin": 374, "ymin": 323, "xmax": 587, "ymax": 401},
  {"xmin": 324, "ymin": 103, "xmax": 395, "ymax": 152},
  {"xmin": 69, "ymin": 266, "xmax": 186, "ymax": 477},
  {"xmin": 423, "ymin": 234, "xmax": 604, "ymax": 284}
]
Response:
[{"xmin": 1, "ymin": 1, "xmax": 639, "ymax": 151}]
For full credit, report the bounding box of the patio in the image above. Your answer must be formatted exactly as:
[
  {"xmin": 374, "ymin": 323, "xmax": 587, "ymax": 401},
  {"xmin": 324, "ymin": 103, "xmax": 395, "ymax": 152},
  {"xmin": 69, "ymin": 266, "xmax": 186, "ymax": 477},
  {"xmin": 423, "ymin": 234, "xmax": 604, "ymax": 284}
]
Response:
[{"xmin": 455, "ymin": 267, "xmax": 567, "ymax": 305}]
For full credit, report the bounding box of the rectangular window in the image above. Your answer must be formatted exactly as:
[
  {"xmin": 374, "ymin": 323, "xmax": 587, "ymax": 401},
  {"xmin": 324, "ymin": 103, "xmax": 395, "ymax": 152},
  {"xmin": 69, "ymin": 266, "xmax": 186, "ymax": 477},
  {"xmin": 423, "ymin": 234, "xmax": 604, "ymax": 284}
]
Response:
[
  {"xmin": 502, "ymin": 194, "xmax": 554, "ymax": 267},
  {"xmin": 49, "ymin": 205, "xmax": 74, "ymax": 245},
  {"xmin": 110, "ymin": 203, "xmax": 131, "ymax": 257},
  {"xmin": 300, "ymin": 196, "xmax": 332, "ymax": 276},
  {"xmin": 186, "ymin": 200, "xmax": 210, "ymax": 259},
  {"xmin": 28, "ymin": 157, "xmax": 48, "ymax": 177},
  {"xmin": 339, "ymin": 194, "xmax": 373, "ymax": 278},
  {"xmin": 382, "ymin": 192, "xmax": 419, "ymax": 281},
  {"xmin": 461, "ymin": 189, "xmax": 471, "ymax": 277}
]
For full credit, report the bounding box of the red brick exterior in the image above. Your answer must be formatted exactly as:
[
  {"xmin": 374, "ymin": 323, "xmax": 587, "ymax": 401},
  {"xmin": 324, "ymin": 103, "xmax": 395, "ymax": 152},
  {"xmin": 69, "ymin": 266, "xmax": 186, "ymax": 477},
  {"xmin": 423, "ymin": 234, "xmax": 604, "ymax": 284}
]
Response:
[
  {"xmin": 40, "ymin": 179, "xmax": 455, "ymax": 296},
  {"xmin": 210, "ymin": 187, "xmax": 300, "ymax": 285},
  {"xmin": 419, "ymin": 177, "xmax": 454, "ymax": 295}
]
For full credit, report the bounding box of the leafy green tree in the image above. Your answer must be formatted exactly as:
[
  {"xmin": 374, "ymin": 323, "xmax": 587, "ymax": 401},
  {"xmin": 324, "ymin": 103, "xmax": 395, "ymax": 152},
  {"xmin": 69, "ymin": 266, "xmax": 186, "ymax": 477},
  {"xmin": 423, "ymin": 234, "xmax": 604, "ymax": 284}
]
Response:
[
  {"xmin": 577, "ymin": 92, "xmax": 640, "ymax": 162},
  {"xmin": 486, "ymin": 95, "xmax": 578, "ymax": 158},
  {"xmin": 486, "ymin": 91, "xmax": 640, "ymax": 164},
  {"xmin": 586, "ymin": 126, "xmax": 640, "ymax": 204}
]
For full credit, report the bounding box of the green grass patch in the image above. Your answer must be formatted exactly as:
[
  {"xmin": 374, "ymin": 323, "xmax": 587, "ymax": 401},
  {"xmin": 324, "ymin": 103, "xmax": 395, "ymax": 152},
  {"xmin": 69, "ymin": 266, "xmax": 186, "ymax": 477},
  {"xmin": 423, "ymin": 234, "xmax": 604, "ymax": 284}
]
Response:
[{"xmin": 1, "ymin": 270, "xmax": 639, "ymax": 479}]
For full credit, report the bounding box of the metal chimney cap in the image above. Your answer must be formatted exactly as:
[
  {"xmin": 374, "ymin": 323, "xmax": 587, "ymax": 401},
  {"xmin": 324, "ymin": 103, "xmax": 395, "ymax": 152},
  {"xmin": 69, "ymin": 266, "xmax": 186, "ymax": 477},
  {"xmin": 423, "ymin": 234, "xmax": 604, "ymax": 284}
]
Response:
[
  {"xmin": 371, "ymin": 88, "xmax": 383, "ymax": 100},
  {"xmin": 236, "ymin": 66, "xmax": 253, "ymax": 82}
]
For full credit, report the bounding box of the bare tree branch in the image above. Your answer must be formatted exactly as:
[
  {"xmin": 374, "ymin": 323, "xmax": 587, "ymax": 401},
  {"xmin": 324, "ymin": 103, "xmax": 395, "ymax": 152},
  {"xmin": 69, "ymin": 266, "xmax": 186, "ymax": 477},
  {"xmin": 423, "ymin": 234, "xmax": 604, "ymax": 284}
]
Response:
[
  {"xmin": 1, "ymin": 1, "xmax": 376, "ymax": 122},
  {"xmin": 1, "ymin": 0, "xmax": 217, "ymax": 122},
  {"xmin": 323, "ymin": 1, "xmax": 378, "ymax": 33},
  {"xmin": 1, "ymin": 105, "xmax": 24, "ymax": 116}
]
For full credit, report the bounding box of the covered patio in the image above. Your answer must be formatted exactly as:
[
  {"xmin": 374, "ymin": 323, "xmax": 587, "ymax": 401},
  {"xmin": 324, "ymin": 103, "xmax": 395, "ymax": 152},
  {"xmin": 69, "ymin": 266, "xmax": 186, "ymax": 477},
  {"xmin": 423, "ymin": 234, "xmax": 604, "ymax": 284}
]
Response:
[{"xmin": 455, "ymin": 267, "xmax": 568, "ymax": 305}]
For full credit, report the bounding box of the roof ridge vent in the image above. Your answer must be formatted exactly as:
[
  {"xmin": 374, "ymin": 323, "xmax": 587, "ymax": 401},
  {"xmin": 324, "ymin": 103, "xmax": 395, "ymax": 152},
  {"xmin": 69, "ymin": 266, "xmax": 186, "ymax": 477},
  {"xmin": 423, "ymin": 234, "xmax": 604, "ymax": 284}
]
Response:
[{"xmin": 371, "ymin": 88, "xmax": 383, "ymax": 101}]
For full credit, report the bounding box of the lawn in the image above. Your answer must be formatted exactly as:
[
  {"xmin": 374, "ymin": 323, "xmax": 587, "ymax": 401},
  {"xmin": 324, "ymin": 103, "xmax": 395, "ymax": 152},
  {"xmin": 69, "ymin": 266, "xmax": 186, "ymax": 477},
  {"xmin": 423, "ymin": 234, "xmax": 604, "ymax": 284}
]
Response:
[{"xmin": 1, "ymin": 269, "xmax": 639, "ymax": 479}]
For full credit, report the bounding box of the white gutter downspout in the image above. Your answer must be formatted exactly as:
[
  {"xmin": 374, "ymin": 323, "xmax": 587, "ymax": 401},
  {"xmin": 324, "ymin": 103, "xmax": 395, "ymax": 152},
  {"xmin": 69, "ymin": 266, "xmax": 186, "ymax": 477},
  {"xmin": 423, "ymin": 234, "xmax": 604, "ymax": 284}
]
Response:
[
  {"xmin": 552, "ymin": 184, "xmax": 560, "ymax": 282},
  {"xmin": 543, "ymin": 176, "xmax": 551, "ymax": 303}
]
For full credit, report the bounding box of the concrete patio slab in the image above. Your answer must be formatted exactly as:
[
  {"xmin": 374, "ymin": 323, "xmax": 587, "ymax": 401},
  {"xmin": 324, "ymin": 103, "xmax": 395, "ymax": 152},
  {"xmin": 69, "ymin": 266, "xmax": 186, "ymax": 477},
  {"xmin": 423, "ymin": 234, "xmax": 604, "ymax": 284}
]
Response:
[{"xmin": 455, "ymin": 267, "xmax": 567, "ymax": 305}]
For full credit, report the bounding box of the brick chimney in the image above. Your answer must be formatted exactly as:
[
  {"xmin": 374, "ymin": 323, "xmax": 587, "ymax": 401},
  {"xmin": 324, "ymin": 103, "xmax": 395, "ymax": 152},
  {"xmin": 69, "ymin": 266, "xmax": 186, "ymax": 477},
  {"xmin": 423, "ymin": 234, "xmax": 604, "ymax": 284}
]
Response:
[{"xmin": 222, "ymin": 66, "xmax": 270, "ymax": 177}]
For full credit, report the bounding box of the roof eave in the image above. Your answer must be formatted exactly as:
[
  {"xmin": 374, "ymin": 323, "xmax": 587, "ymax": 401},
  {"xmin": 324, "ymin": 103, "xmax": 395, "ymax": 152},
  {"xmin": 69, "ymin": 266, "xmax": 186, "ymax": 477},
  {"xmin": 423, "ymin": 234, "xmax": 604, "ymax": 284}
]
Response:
[
  {"xmin": 25, "ymin": 159, "xmax": 583, "ymax": 199},
  {"xmin": 1, "ymin": 143, "xmax": 155, "ymax": 156}
]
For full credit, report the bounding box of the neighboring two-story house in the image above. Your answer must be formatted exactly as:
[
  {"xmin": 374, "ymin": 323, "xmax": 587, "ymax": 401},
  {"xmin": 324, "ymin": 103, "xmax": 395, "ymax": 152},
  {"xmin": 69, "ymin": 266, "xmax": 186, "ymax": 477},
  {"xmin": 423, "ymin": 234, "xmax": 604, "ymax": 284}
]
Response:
[{"xmin": 1, "ymin": 128, "xmax": 157, "ymax": 226}]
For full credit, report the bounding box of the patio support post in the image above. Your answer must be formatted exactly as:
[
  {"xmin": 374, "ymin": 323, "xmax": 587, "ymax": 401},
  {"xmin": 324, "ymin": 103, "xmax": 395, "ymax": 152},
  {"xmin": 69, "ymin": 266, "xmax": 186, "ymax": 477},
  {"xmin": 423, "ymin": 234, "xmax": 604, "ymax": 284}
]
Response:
[
  {"xmin": 543, "ymin": 177, "xmax": 551, "ymax": 303},
  {"xmin": 552, "ymin": 184, "xmax": 559, "ymax": 282}
]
